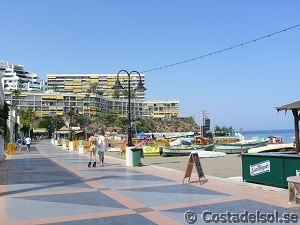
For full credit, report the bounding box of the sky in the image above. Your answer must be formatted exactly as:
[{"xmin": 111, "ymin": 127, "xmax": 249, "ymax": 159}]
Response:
[{"xmin": 1, "ymin": 0, "xmax": 300, "ymax": 131}]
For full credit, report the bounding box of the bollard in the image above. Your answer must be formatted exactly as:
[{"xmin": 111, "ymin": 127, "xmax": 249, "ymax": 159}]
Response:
[
  {"xmin": 69, "ymin": 141, "xmax": 74, "ymax": 151},
  {"xmin": 78, "ymin": 140, "xmax": 84, "ymax": 154}
]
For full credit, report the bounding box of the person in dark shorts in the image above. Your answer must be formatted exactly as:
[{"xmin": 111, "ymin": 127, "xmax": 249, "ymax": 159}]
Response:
[
  {"xmin": 88, "ymin": 135, "xmax": 97, "ymax": 167},
  {"xmin": 25, "ymin": 137, "xmax": 31, "ymax": 152}
]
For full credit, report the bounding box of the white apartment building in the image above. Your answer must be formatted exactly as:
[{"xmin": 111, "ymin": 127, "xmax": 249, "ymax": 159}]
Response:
[
  {"xmin": 4, "ymin": 92, "xmax": 179, "ymax": 119},
  {"xmin": 47, "ymin": 73, "xmax": 146, "ymax": 100},
  {"xmin": 0, "ymin": 61, "xmax": 45, "ymax": 92}
]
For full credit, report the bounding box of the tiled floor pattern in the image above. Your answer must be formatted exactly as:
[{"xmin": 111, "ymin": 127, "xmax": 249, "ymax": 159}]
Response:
[{"xmin": 0, "ymin": 142, "xmax": 299, "ymax": 225}]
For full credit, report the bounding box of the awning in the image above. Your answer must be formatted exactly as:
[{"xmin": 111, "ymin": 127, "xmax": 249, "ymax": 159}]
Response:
[
  {"xmin": 276, "ymin": 101, "xmax": 300, "ymax": 111},
  {"xmin": 276, "ymin": 100, "xmax": 300, "ymax": 154}
]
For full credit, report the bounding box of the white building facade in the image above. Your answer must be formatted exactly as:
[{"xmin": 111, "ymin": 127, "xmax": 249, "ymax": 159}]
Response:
[
  {"xmin": 47, "ymin": 73, "xmax": 146, "ymax": 100},
  {"xmin": 5, "ymin": 92, "xmax": 179, "ymax": 119},
  {"xmin": 0, "ymin": 61, "xmax": 46, "ymax": 92}
]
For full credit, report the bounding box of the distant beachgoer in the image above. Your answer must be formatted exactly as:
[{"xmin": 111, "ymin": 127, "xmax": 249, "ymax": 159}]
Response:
[
  {"xmin": 88, "ymin": 135, "xmax": 97, "ymax": 168},
  {"xmin": 25, "ymin": 137, "xmax": 31, "ymax": 152},
  {"xmin": 97, "ymin": 131, "xmax": 106, "ymax": 166},
  {"xmin": 151, "ymin": 134, "xmax": 156, "ymax": 140}
]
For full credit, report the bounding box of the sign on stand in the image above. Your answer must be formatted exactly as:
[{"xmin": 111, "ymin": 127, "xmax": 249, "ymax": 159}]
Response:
[{"xmin": 183, "ymin": 152, "xmax": 207, "ymax": 184}]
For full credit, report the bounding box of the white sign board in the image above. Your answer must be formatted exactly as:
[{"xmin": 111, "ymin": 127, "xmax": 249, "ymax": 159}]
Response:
[{"xmin": 250, "ymin": 160, "xmax": 270, "ymax": 176}]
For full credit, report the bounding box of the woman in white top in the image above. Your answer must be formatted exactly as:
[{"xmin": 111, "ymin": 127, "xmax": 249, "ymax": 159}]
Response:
[
  {"xmin": 25, "ymin": 137, "xmax": 31, "ymax": 152},
  {"xmin": 97, "ymin": 131, "xmax": 106, "ymax": 166}
]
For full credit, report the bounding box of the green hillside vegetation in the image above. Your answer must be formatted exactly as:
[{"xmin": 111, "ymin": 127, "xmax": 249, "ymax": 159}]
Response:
[
  {"xmin": 17, "ymin": 109, "xmax": 200, "ymax": 136},
  {"xmin": 135, "ymin": 117, "xmax": 200, "ymax": 133},
  {"xmin": 88, "ymin": 116, "xmax": 200, "ymax": 133}
]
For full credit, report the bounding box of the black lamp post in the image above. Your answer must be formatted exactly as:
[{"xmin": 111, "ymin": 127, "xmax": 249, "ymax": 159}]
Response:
[{"xmin": 112, "ymin": 70, "xmax": 146, "ymax": 147}]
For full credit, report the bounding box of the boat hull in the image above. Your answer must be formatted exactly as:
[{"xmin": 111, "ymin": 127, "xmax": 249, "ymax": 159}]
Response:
[
  {"xmin": 162, "ymin": 146, "xmax": 205, "ymax": 157},
  {"xmin": 215, "ymin": 141, "xmax": 268, "ymax": 154},
  {"xmin": 143, "ymin": 146, "xmax": 162, "ymax": 156},
  {"xmin": 248, "ymin": 143, "xmax": 294, "ymax": 153}
]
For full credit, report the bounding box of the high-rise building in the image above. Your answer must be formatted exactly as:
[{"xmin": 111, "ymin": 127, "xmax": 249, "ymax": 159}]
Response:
[
  {"xmin": 0, "ymin": 61, "xmax": 45, "ymax": 92},
  {"xmin": 4, "ymin": 92, "xmax": 179, "ymax": 119},
  {"xmin": 47, "ymin": 73, "xmax": 146, "ymax": 100}
]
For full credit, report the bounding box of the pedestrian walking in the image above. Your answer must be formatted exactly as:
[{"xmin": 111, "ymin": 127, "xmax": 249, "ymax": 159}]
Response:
[
  {"xmin": 97, "ymin": 131, "xmax": 106, "ymax": 166},
  {"xmin": 88, "ymin": 135, "xmax": 97, "ymax": 168},
  {"xmin": 16, "ymin": 138, "xmax": 22, "ymax": 154},
  {"xmin": 25, "ymin": 136, "xmax": 31, "ymax": 152}
]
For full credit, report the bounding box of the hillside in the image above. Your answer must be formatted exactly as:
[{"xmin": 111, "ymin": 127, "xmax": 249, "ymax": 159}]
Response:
[{"xmin": 135, "ymin": 117, "xmax": 200, "ymax": 133}]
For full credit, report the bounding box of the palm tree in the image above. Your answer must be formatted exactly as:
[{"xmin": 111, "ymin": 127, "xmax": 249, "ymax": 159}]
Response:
[
  {"xmin": 12, "ymin": 89, "xmax": 21, "ymax": 97},
  {"xmin": 19, "ymin": 109, "xmax": 38, "ymax": 137},
  {"xmin": 11, "ymin": 89, "xmax": 21, "ymax": 107},
  {"xmin": 0, "ymin": 102, "xmax": 10, "ymax": 144},
  {"xmin": 66, "ymin": 109, "xmax": 76, "ymax": 140},
  {"xmin": 90, "ymin": 83, "xmax": 98, "ymax": 94},
  {"xmin": 123, "ymin": 89, "xmax": 136, "ymax": 99},
  {"xmin": 113, "ymin": 90, "xmax": 120, "ymax": 99},
  {"xmin": 11, "ymin": 89, "xmax": 22, "ymax": 140},
  {"xmin": 50, "ymin": 85, "xmax": 58, "ymax": 92},
  {"xmin": 96, "ymin": 90, "xmax": 103, "ymax": 96}
]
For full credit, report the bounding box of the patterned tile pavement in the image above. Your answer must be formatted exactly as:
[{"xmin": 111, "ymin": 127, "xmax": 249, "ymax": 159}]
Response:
[{"xmin": 0, "ymin": 141, "xmax": 299, "ymax": 225}]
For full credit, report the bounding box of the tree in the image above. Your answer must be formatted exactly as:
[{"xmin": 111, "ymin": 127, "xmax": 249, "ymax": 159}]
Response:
[
  {"xmin": 39, "ymin": 116, "xmax": 65, "ymax": 138},
  {"xmin": 11, "ymin": 89, "xmax": 22, "ymax": 140},
  {"xmin": 0, "ymin": 102, "xmax": 10, "ymax": 144},
  {"xmin": 12, "ymin": 89, "xmax": 21, "ymax": 97},
  {"xmin": 113, "ymin": 90, "xmax": 120, "ymax": 99},
  {"xmin": 96, "ymin": 90, "xmax": 104, "ymax": 96},
  {"xmin": 123, "ymin": 89, "xmax": 136, "ymax": 99},
  {"xmin": 11, "ymin": 89, "xmax": 21, "ymax": 108},
  {"xmin": 135, "ymin": 118, "xmax": 155, "ymax": 133},
  {"xmin": 66, "ymin": 110, "xmax": 77, "ymax": 140},
  {"xmin": 90, "ymin": 83, "xmax": 98, "ymax": 94},
  {"xmin": 19, "ymin": 109, "xmax": 39, "ymax": 137},
  {"xmin": 50, "ymin": 85, "xmax": 58, "ymax": 92},
  {"xmin": 214, "ymin": 125, "xmax": 234, "ymax": 136}
]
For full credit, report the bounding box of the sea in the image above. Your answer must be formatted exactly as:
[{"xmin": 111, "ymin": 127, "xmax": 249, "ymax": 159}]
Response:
[{"xmin": 242, "ymin": 129, "xmax": 295, "ymax": 143}]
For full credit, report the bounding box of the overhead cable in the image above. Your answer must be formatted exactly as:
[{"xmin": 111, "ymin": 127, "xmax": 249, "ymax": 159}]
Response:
[{"xmin": 140, "ymin": 24, "xmax": 300, "ymax": 73}]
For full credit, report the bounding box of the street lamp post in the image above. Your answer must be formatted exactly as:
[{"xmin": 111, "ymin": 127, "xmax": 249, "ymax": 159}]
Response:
[
  {"xmin": 55, "ymin": 99, "xmax": 58, "ymax": 140},
  {"xmin": 112, "ymin": 70, "xmax": 146, "ymax": 147}
]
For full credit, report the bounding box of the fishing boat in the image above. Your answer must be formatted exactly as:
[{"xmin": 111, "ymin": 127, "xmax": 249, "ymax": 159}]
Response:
[
  {"xmin": 137, "ymin": 138, "xmax": 170, "ymax": 156},
  {"xmin": 142, "ymin": 146, "xmax": 163, "ymax": 156},
  {"xmin": 214, "ymin": 138, "xmax": 269, "ymax": 154},
  {"xmin": 248, "ymin": 143, "xmax": 294, "ymax": 153},
  {"xmin": 192, "ymin": 150, "xmax": 226, "ymax": 158},
  {"xmin": 162, "ymin": 145, "xmax": 206, "ymax": 157}
]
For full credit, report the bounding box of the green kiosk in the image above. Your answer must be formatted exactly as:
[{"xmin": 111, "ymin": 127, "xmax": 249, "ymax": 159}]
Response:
[{"xmin": 242, "ymin": 101, "xmax": 300, "ymax": 189}]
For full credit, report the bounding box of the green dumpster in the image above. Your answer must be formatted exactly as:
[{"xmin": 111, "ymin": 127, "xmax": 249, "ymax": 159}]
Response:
[
  {"xmin": 242, "ymin": 152, "xmax": 300, "ymax": 188},
  {"xmin": 131, "ymin": 148, "xmax": 144, "ymax": 167},
  {"xmin": 283, "ymin": 154, "xmax": 300, "ymax": 187}
]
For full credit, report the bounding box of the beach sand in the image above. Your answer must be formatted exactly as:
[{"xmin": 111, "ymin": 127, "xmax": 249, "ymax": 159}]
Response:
[{"xmin": 105, "ymin": 152, "xmax": 242, "ymax": 178}]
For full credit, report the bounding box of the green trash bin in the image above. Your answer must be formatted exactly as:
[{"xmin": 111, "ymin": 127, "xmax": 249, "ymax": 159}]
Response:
[
  {"xmin": 131, "ymin": 148, "xmax": 143, "ymax": 167},
  {"xmin": 282, "ymin": 154, "xmax": 300, "ymax": 188},
  {"xmin": 242, "ymin": 152, "xmax": 300, "ymax": 188}
]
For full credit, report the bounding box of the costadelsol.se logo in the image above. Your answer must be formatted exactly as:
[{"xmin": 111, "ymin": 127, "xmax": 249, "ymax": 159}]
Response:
[{"xmin": 250, "ymin": 160, "xmax": 270, "ymax": 176}]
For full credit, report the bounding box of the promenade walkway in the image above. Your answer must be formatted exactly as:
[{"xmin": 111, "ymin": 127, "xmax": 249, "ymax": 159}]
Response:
[{"xmin": 0, "ymin": 141, "xmax": 299, "ymax": 225}]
